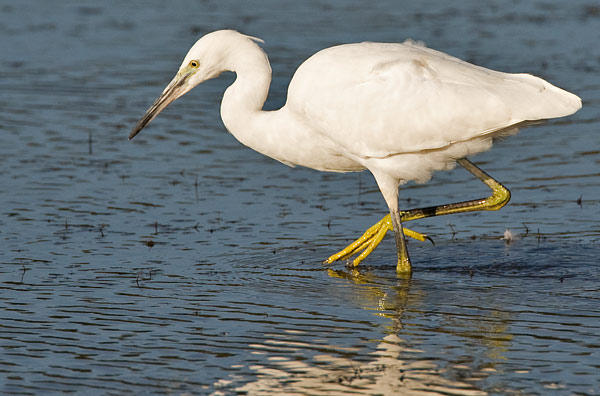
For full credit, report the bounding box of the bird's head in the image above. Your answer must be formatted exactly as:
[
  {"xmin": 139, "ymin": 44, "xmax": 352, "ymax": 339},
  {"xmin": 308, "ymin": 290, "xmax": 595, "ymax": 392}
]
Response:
[{"xmin": 129, "ymin": 30, "xmax": 263, "ymax": 140}]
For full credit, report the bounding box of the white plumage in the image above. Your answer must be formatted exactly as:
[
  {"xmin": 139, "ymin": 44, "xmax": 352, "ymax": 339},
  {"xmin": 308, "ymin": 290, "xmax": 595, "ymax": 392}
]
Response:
[
  {"xmin": 285, "ymin": 39, "xmax": 581, "ymax": 182},
  {"xmin": 130, "ymin": 30, "xmax": 582, "ymax": 272}
]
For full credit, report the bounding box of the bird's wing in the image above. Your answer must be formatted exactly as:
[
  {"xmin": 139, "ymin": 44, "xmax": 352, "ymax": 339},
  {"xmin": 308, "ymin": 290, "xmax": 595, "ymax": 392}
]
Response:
[{"xmin": 286, "ymin": 41, "xmax": 581, "ymax": 159}]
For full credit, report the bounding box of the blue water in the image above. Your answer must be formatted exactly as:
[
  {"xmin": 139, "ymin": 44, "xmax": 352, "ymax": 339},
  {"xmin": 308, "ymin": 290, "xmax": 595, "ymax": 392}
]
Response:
[{"xmin": 1, "ymin": 1, "xmax": 599, "ymax": 394}]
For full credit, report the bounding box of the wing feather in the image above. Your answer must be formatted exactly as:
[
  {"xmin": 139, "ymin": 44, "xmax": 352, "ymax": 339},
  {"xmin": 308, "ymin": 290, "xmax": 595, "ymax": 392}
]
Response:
[{"xmin": 286, "ymin": 41, "xmax": 580, "ymax": 159}]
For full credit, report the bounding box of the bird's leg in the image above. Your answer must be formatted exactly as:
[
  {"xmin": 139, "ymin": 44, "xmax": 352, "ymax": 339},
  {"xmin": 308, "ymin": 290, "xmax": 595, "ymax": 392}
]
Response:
[
  {"xmin": 324, "ymin": 158, "xmax": 509, "ymax": 269},
  {"xmin": 390, "ymin": 209, "xmax": 412, "ymax": 274},
  {"xmin": 399, "ymin": 158, "xmax": 511, "ymax": 222}
]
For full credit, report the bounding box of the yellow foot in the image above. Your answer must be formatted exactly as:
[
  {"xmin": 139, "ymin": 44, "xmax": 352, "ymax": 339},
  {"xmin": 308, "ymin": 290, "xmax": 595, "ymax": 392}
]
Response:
[{"xmin": 324, "ymin": 214, "xmax": 431, "ymax": 267}]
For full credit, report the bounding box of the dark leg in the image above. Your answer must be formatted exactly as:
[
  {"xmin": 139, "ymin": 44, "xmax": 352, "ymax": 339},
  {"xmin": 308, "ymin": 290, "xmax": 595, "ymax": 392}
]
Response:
[
  {"xmin": 390, "ymin": 208, "xmax": 412, "ymax": 274},
  {"xmin": 400, "ymin": 158, "xmax": 511, "ymax": 222}
]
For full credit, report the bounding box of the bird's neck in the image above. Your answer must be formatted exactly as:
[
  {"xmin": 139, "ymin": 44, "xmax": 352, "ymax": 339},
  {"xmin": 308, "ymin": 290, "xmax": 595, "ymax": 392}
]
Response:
[
  {"xmin": 219, "ymin": 46, "xmax": 289, "ymax": 162},
  {"xmin": 221, "ymin": 46, "xmax": 271, "ymax": 115}
]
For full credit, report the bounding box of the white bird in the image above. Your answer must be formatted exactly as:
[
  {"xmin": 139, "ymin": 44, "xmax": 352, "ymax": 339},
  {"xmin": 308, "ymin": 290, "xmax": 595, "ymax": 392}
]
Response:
[{"xmin": 130, "ymin": 30, "xmax": 582, "ymax": 274}]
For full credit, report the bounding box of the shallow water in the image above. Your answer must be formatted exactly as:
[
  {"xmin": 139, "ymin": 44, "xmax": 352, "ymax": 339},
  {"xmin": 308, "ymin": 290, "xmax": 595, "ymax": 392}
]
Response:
[{"xmin": 1, "ymin": 0, "xmax": 599, "ymax": 395}]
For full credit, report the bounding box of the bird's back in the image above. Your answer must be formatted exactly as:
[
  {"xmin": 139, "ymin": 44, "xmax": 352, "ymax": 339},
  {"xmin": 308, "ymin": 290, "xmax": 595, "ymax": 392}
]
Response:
[{"xmin": 286, "ymin": 41, "xmax": 581, "ymax": 159}]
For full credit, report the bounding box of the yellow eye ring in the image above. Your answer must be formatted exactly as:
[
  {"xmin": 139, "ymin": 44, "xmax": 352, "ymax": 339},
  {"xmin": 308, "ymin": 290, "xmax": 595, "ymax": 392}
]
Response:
[{"xmin": 189, "ymin": 60, "xmax": 199, "ymax": 68}]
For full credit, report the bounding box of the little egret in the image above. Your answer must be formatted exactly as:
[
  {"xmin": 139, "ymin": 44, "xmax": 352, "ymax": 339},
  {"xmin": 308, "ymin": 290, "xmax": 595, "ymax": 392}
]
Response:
[{"xmin": 130, "ymin": 30, "xmax": 581, "ymax": 274}]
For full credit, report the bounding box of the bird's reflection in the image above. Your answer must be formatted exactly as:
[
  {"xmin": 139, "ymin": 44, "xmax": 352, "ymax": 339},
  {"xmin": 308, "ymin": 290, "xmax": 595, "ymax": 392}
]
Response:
[
  {"xmin": 227, "ymin": 266, "xmax": 512, "ymax": 395},
  {"xmin": 327, "ymin": 267, "xmax": 415, "ymax": 324}
]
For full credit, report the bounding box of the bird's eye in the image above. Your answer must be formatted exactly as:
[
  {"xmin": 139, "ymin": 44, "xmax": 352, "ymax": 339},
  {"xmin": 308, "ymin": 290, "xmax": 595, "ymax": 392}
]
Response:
[{"xmin": 189, "ymin": 60, "xmax": 200, "ymax": 68}]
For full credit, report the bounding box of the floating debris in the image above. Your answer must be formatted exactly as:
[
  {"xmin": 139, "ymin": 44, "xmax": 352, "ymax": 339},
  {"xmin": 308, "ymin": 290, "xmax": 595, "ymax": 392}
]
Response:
[{"xmin": 502, "ymin": 229, "xmax": 519, "ymax": 244}]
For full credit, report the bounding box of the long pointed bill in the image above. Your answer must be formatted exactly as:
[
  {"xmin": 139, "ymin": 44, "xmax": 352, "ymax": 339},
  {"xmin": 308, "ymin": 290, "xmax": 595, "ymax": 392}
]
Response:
[{"xmin": 129, "ymin": 72, "xmax": 192, "ymax": 140}]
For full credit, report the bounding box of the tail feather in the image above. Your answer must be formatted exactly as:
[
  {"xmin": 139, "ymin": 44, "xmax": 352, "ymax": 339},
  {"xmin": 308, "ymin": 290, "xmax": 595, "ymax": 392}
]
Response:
[{"xmin": 508, "ymin": 74, "xmax": 582, "ymax": 121}]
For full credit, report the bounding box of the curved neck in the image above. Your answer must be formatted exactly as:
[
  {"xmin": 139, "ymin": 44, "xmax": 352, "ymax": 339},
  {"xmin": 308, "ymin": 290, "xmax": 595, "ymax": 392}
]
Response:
[
  {"xmin": 220, "ymin": 43, "xmax": 276, "ymax": 154},
  {"xmin": 218, "ymin": 41, "xmax": 323, "ymax": 169},
  {"xmin": 222, "ymin": 52, "xmax": 271, "ymax": 113}
]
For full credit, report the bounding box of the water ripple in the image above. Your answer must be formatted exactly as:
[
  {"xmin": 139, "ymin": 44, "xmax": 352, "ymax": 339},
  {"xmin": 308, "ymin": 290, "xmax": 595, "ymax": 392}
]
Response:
[{"xmin": 2, "ymin": 0, "xmax": 599, "ymax": 395}]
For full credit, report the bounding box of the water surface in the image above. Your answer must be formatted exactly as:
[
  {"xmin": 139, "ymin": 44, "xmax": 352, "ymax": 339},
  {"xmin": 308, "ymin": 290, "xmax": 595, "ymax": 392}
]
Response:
[{"xmin": 1, "ymin": 1, "xmax": 599, "ymax": 394}]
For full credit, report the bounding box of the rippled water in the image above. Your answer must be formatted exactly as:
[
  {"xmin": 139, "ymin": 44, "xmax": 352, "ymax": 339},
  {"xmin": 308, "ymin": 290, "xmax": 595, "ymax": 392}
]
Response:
[{"xmin": 1, "ymin": 0, "xmax": 599, "ymax": 395}]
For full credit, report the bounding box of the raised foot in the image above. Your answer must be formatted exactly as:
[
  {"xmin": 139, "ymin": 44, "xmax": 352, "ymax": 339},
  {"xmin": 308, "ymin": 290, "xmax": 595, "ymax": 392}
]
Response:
[{"xmin": 324, "ymin": 214, "xmax": 430, "ymax": 268}]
